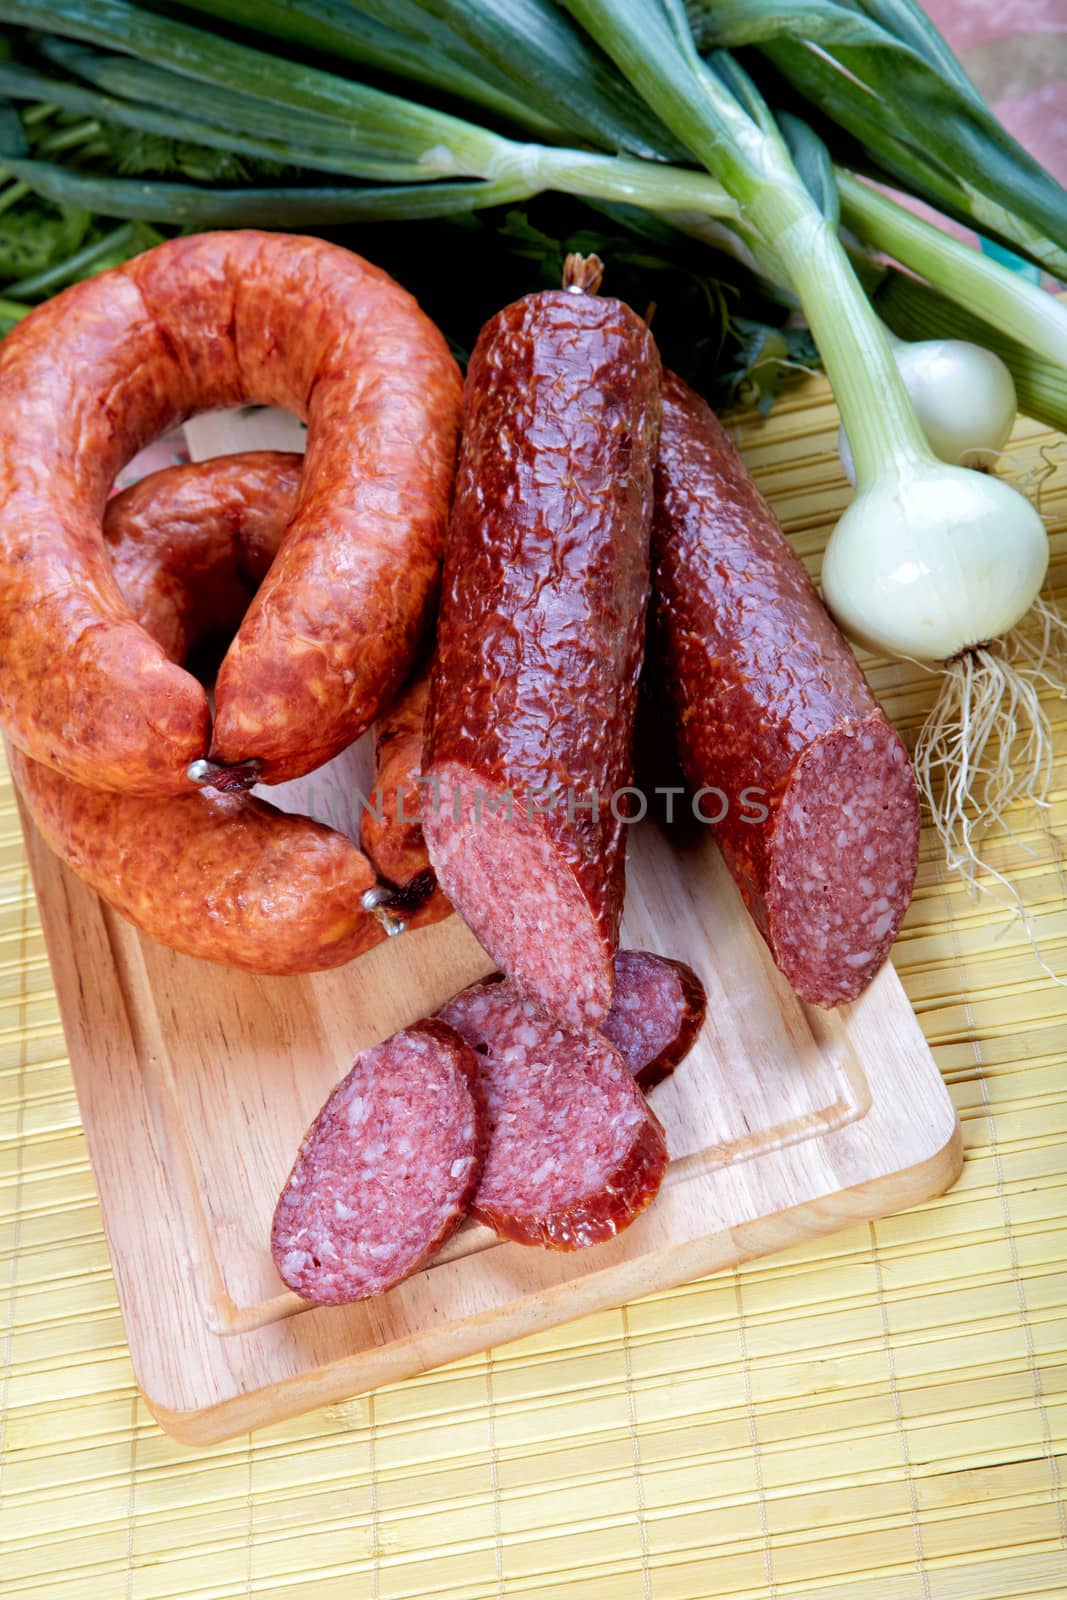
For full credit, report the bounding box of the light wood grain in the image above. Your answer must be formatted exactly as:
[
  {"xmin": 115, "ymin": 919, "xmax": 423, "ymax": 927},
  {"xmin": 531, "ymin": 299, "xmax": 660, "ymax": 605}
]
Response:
[{"xmin": 15, "ymin": 769, "xmax": 961, "ymax": 1444}]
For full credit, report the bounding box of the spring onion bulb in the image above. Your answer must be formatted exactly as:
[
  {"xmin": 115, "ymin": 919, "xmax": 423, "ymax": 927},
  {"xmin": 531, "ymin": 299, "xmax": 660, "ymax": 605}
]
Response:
[
  {"xmin": 821, "ymin": 461, "xmax": 1048, "ymax": 662},
  {"xmin": 838, "ymin": 333, "xmax": 1018, "ymax": 482}
]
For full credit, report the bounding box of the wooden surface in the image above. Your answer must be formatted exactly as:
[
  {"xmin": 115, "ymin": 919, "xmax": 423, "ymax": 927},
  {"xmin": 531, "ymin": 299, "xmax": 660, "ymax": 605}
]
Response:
[
  {"xmin": 2, "ymin": 374, "xmax": 1064, "ymax": 1597},
  {"xmin": 16, "ymin": 714, "xmax": 959, "ymax": 1443}
]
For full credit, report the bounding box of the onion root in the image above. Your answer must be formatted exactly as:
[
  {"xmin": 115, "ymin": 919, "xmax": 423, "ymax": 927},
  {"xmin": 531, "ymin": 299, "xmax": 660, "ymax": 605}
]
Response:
[{"xmin": 914, "ymin": 597, "xmax": 1067, "ymax": 979}]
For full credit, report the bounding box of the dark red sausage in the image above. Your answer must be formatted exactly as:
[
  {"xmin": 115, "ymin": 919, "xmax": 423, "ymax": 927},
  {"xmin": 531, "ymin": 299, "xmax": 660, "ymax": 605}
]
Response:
[
  {"xmin": 439, "ymin": 975, "xmax": 668, "ymax": 1249},
  {"xmin": 650, "ymin": 372, "xmax": 920, "ymax": 1006},
  {"xmin": 424, "ymin": 258, "xmax": 662, "ymax": 1029},
  {"xmin": 272, "ymin": 1020, "xmax": 486, "ymax": 1304},
  {"xmin": 0, "ymin": 231, "xmax": 461, "ymax": 795},
  {"xmin": 602, "ymin": 950, "xmax": 707, "ymax": 1092}
]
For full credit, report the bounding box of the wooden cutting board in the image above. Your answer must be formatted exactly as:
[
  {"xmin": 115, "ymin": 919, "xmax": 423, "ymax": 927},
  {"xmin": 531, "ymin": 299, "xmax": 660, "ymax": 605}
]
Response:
[{"xmin": 16, "ymin": 762, "xmax": 961, "ymax": 1446}]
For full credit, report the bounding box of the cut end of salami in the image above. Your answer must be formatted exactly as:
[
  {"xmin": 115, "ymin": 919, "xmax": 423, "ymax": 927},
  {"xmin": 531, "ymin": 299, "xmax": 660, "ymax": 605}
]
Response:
[
  {"xmin": 424, "ymin": 765, "xmax": 615, "ymax": 1030},
  {"xmin": 439, "ymin": 979, "xmax": 668, "ymax": 1250},
  {"xmin": 603, "ymin": 951, "xmax": 708, "ymax": 1092},
  {"xmin": 271, "ymin": 1020, "xmax": 485, "ymax": 1305},
  {"xmin": 766, "ymin": 714, "xmax": 920, "ymax": 1007}
]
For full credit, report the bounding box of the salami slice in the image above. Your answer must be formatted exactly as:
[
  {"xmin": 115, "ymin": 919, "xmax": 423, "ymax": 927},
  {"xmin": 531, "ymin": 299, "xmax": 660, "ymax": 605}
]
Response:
[
  {"xmin": 271, "ymin": 1020, "xmax": 486, "ymax": 1304},
  {"xmin": 650, "ymin": 372, "xmax": 920, "ymax": 1007},
  {"xmin": 423, "ymin": 258, "xmax": 662, "ymax": 1029},
  {"xmin": 439, "ymin": 977, "xmax": 668, "ymax": 1249},
  {"xmin": 603, "ymin": 950, "xmax": 707, "ymax": 1092}
]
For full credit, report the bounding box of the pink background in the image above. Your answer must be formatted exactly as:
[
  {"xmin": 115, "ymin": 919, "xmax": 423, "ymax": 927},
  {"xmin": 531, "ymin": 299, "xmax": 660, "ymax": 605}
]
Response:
[{"xmin": 925, "ymin": 0, "xmax": 1067, "ymax": 184}]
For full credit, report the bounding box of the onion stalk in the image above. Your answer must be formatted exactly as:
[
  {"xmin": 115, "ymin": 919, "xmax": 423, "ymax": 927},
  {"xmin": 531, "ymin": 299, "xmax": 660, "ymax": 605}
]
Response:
[{"xmin": 837, "ymin": 172, "xmax": 1067, "ymax": 371}]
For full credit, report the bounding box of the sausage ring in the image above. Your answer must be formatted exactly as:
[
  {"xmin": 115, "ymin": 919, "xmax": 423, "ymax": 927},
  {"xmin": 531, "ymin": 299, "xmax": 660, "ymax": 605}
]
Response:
[
  {"xmin": 10, "ymin": 453, "xmax": 447, "ymax": 974},
  {"xmin": 0, "ymin": 230, "xmax": 461, "ymax": 796}
]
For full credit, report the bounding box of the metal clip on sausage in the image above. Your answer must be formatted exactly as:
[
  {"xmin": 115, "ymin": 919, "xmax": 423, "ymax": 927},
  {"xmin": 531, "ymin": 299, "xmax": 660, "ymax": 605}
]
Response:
[{"xmin": 362, "ymin": 869, "xmax": 440, "ymax": 937}]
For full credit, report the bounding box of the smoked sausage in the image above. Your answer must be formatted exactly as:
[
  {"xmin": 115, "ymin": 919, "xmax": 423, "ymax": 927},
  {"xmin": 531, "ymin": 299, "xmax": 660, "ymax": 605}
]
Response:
[
  {"xmin": 423, "ymin": 256, "xmax": 662, "ymax": 1029},
  {"xmin": 649, "ymin": 373, "xmax": 920, "ymax": 1007},
  {"xmin": 0, "ymin": 231, "xmax": 461, "ymax": 795},
  {"xmin": 104, "ymin": 450, "xmax": 302, "ymax": 662},
  {"xmin": 359, "ymin": 668, "xmax": 453, "ymax": 930},
  {"xmin": 10, "ymin": 744, "xmax": 388, "ymax": 975},
  {"xmin": 10, "ymin": 452, "xmax": 402, "ymax": 973},
  {"xmin": 272, "ymin": 1021, "xmax": 487, "ymax": 1304}
]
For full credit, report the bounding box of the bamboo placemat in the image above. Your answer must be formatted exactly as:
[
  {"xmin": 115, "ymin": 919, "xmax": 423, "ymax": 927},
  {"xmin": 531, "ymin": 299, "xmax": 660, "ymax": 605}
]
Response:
[{"xmin": 1, "ymin": 376, "xmax": 1064, "ymax": 1600}]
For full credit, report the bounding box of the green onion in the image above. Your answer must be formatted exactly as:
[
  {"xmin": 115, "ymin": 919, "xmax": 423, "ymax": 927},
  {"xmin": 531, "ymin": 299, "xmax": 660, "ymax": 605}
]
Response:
[
  {"xmin": 0, "ymin": 52, "xmax": 471, "ymax": 182},
  {"xmin": 562, "ymin": 0, "xmax": 927, "ymax": 484},
  {"xmin": 0, "ymin": 159, "xmax": 534, "ymax": 226},
  {"xmin": 686, "ymin": 0, "xmax": 1067, "ymax": 279},
  {"xmin": 1, "ymin": 0, "xmax": 515, "ymax": 181},
  {"xmin": 0, "ymin": 149, "xmax": 738, "ymax": 230},
  {"xmin": 562, "ymin": 0, "xmax": 1050, "ymax": 670},
  {"xmin": 172, "ymin": 0, "xmax": 611, "ymax": 146}
]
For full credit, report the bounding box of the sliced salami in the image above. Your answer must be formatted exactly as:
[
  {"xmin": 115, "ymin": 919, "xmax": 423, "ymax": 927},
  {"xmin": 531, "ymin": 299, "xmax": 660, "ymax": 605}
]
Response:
[
  {"xmin": 439, "ymin": 977, "xmax": 669, "ymax": 1250},
  {"xmin": 271, "ymin": 1020, "xmax": 486, "ymax": 1304},
  {"xmin": 603, "ymin": 950, "xmax": 707, "ymax": 1092}
]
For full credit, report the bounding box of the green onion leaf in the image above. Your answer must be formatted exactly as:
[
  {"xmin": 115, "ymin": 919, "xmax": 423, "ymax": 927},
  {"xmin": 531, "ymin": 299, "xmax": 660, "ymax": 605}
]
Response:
[
  {"xmin": 687, "ymin": 0, "xmax": 1067, "ymax": 276},
  {"xmin": 167, "ymin": 0, "xmax": 561, "ymax": 138},
  {"xmin": 0, "ymin": 49, "xmax": 432, "ymax": 182},
  {"xmin": 777, "ymin": 111, "xmax": 839, "ymax": 227},
  {"xmin": 0, "ymin": 155, "xmax": 536, "ymax": 225},
  {"xmin": 0, "ymin": 0, "xmax": 511, "ymax": 180},
  {"xmin": 368, "ymin": 0, "xmax": 684, "ymax": 161}
]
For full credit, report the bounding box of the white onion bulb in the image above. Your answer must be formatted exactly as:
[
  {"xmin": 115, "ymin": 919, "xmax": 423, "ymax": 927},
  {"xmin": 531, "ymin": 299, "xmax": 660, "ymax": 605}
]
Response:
[
  {"xmin": 821, "ymin": 460, "xmax": 1048, "ymax": 661},
  {"xmin": 839, "ymin": 337, "xmax": 1018, "ymax": 483}
]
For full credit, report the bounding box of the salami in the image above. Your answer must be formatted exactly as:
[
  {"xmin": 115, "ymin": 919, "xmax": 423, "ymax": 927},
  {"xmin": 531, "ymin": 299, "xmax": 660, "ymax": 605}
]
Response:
[
  {"xmin": 272, "ymin": 1021, "xmax": 486, "ymax": 1304},
  {"xmin": 424, "ymin": 257, "xmax": 662, "ymax": 1028},
  {"xmin": 0, "ymin": 231, "xmax": 460, "ymax": 795},
  {"xmin": 439, "ymin": 976, "xmax": 669, "ymax": 1249},
  {"xmin": 603, "ymin": 950, "xmax": 707, "ymax": 1092},
  {"xmin": 650, "ymin": 372, "xmax": 920, "ymax": 1007}
]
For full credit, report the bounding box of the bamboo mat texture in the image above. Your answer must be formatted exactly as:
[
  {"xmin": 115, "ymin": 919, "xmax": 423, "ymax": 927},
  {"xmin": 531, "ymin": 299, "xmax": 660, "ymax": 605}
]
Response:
[{"xmin": 1, "ymin": 374, "xmax": 1065, "ymax": 1600}]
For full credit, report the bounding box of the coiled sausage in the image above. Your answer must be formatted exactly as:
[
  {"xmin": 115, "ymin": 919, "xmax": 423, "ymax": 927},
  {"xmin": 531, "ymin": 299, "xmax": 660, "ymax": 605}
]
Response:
[
  {"xmin": 10, "ymin": 452, "xmax": 405, "ymax": 973},
  {"xmin": 0, "ymin": 231, "xmax": 461, "ymax": 795}
]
